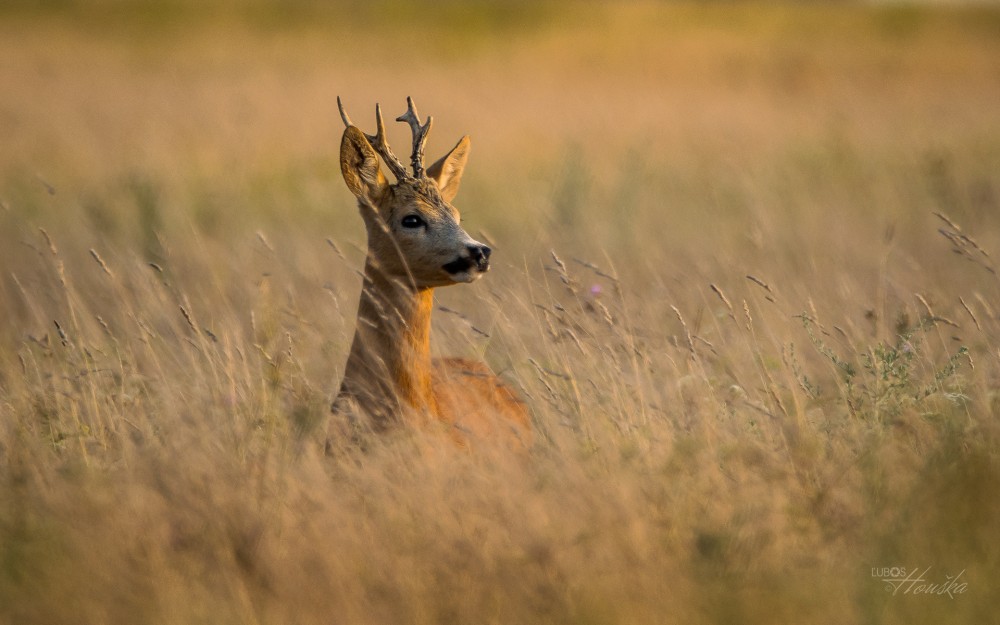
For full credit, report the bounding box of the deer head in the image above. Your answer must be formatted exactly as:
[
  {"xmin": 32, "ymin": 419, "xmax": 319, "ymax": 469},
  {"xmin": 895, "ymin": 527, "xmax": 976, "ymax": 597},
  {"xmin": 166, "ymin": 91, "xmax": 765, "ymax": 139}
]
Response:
[{"xmin": 338, "ymin": 97, "xmax": 490, "ymax": 289}]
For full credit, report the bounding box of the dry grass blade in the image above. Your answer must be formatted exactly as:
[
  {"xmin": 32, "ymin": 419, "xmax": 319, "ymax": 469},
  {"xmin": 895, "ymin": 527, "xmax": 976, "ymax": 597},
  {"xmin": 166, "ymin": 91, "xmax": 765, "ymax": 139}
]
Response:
[
  {"xmin": 960, "ymin": 297, "xmax": 982, "ymax": 332},
  {"xmin": 710, "ymin": 283, "xmax": 736, "ymax": 321},
  {"xmin": 88, "ymin": 248, "xmax": 114, "ymax": 278},
  {"xmin": 671, "ymin": 304, "xmax": 696, "ymax": 356}
]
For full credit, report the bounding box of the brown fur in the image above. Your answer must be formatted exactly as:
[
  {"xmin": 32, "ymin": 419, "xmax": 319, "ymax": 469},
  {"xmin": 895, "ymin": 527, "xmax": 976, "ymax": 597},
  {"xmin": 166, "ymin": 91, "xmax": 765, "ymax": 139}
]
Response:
[
  {"xmin": 432, "ymin": 358, "xmax": 531, "ymax": 448},
  {"xmin": 329, "ymin": 101, "xmax": 530, "ymax": 449}
]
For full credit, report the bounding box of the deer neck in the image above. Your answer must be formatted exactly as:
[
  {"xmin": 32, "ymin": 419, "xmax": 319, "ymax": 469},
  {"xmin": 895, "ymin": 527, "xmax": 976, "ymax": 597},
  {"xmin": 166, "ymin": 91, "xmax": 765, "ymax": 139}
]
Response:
[{"xmin": 340, "ymin": 259, "xmax": 437, "ymax": 424}]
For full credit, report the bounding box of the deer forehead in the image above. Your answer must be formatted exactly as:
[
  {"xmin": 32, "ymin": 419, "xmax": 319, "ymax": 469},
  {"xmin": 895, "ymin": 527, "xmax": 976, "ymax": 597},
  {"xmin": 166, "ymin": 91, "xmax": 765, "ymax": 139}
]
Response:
[{"xmin": 389, "ymin": 180, "xmax": 460, "ymax": 222}]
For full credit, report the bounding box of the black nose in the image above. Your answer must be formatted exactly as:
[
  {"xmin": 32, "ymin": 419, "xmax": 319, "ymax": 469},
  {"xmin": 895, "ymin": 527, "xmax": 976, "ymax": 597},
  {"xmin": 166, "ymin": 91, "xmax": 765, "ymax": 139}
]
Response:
[{"xmin": 468, "ymin": 244, "xmax": 491, "ymax": 270}]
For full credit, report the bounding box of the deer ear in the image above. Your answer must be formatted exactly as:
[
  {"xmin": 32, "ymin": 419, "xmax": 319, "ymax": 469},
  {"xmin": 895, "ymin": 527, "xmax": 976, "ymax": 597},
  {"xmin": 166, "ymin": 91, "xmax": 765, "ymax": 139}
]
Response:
[
  {"xmin": 340, "ymin": 126, "xmax": 388, "ymax": 202},
  {"xmin": 427, "ymin": 135, "xmax": 470, "ymax": 203}
]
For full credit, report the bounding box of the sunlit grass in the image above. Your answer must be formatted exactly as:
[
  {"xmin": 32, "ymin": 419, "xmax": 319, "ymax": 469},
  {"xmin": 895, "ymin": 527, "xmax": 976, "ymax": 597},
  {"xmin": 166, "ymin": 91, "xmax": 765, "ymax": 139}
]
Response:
[{"xmin": 1, "ymin": 2, "xmax": 999, "ymax": 624}]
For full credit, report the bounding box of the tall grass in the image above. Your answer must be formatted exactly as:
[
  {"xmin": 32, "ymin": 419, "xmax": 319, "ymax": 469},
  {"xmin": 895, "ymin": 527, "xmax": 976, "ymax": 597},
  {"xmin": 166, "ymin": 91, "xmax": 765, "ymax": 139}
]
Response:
[{"xmin": 2, "ymin": 3, "xmax": 999, "ymax": 624}]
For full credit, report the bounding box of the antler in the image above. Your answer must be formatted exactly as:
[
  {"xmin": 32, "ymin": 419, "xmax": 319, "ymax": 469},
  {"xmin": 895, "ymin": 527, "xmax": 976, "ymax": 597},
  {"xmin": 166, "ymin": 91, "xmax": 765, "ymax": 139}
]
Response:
[
  {"xmin": 395, "ymin": 97, "xmax": 433, "ymax": 178},
  {"xmin": 337, "ymin": 96, "xmax": 435, "ymax": 180},
  {"xmin": 337, "ymin": 96, "xmax": 411, "ymax": 182}
]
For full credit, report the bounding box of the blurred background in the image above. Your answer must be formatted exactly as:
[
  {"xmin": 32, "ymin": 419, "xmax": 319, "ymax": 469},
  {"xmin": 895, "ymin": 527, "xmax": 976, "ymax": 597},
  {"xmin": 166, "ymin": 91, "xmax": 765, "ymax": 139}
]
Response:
[
  {"xmin": 4, "ymin": 0, "xmax": 999, "ymax": 331},
  {"xmin": 4, "ymin": 1, "xmax": 998, "ymax": 251}
]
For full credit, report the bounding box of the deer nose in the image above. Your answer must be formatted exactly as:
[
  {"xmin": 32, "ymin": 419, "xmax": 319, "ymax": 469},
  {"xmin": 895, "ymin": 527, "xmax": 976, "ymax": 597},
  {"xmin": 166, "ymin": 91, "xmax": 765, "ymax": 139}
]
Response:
[{"xmin": 468, "ymin": 244, "xmax": 491, "ymax": 270}]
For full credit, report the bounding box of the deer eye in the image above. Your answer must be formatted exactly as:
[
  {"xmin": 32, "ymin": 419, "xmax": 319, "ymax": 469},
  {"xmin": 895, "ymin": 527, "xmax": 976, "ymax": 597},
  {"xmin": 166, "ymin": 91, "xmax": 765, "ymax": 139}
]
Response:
[{"xmin": 401, "ymin": 215, "xmax": 425, "ymax": 229}]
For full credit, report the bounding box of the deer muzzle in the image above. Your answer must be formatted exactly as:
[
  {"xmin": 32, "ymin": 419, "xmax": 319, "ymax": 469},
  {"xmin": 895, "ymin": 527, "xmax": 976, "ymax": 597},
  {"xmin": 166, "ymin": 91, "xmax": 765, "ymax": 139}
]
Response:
[{"xmin": 443, "ymin": 243, "xmax": 491, "ymax": 278}]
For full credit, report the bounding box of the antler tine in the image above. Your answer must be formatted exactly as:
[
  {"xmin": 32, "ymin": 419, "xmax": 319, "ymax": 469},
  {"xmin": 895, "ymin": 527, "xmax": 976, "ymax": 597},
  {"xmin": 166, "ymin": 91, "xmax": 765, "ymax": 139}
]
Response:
[
  {"xmin": 337, "ymin": 97, "xmax": 410, "ymax": 181},
  {"xmin": 396, "ymin": 96, "xmax": 433, "ymax": 178},
  {"xmin": 336, "ymin": 96, "xmax": 353, "ymax": 127},
  {"xmin": 370, "ymin": 104, "xmax": 410, "ymax": 181}
]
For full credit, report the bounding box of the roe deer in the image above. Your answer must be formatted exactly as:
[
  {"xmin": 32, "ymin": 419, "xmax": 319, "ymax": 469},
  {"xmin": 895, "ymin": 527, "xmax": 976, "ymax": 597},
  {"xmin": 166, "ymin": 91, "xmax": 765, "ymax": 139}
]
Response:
[{"xmin": 328, "ymin": 97, "xmax": 530, "ymax": 448}]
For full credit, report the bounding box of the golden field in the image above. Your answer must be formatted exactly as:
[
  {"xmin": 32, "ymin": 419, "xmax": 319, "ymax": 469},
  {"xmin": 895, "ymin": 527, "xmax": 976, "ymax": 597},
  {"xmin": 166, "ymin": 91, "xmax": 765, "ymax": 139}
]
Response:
[{"xmin": 1, "ymin": 2, "xmax": 999, "ymax": 623}]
